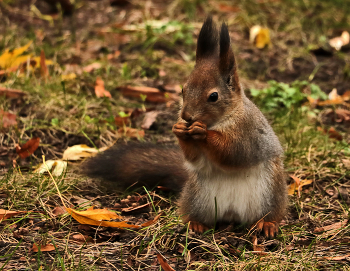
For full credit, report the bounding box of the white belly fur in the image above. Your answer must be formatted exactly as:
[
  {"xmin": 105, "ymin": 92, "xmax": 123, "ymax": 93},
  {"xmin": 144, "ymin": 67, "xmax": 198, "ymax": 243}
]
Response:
[{"xmin": 185, "ymin": 157, "xmax": 272, "ymax": 225}]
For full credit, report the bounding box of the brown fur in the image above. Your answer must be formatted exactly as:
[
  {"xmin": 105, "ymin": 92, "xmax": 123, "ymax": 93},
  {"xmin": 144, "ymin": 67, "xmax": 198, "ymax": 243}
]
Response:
[
  {"xmin": 82, "ymin": 17, "xmax": 287, "ymax": 238},
  {"xmin": 173, "ymin": 17, "xmax": 287, "ymax": 237}
]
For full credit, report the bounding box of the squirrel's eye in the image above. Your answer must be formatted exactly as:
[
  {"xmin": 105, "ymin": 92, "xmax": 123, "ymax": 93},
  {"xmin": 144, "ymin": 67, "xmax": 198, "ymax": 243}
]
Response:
[
  {"xmin": 208, "ymin": 92, "xmax": 218, "ymax": 102},
  {"xmin": 181, "ymin": 88, "xmax": 183, "ymax": 94}
]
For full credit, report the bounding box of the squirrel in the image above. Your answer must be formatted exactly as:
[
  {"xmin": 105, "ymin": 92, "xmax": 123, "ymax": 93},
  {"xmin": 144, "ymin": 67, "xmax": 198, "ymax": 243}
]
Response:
[{"xmin": 82, "ymin": 17, "xmax": 287, "ymax": 238}]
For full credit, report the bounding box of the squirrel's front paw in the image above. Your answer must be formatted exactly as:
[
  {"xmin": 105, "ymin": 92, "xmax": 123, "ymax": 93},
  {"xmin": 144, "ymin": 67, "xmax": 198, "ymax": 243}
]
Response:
[
  {"xmin": 172, "ymin": 122, "xmax": 189, "ymax": 139},
  {"xmin": 188, "ymin": 121, "xmax": 207, "ymax": 140}
]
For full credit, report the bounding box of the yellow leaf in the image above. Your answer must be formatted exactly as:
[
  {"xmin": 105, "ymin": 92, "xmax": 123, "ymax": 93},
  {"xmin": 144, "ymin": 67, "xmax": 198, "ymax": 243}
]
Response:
[
  {"xmin": 8, "ymin": 54, "xmax": 32, "ymax": 69},
  {"xmin": 288, "ymin": 175, "xmax": 313, "ymax": 196},
  {"xmin": 31, "ymin": 57, "xmax": 54, "ymax": 68},
  {"xmin": 66, "ymin": 207, "xmax": 140, "ymax": 229},
  {"xmin": 35, "ymin": 160, "xmax": 68, "ymax": 176},
  {"xmin": 250, "ymin": 25, "xmax": 271, "ymax": 48},
  {"xmin": 62, "ymin": 144, "xmax": 103, "ymax": 160},
  {"xmin": 0, "ymin": 41, "xmax": 33, "ymax": 69},
  {"xmin": 61, "ymin": 73, "xmax": 77, "ymax": 81},
  {"xmin": 256, "ymin": 29, "xmax": 271, "ymax": 48}
]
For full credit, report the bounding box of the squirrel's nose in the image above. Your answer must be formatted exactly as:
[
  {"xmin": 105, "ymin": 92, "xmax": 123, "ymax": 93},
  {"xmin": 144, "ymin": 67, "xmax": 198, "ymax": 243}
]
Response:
[{"xmin": 181, "ymin": 111, "xmax": 192, "ymax": 123}]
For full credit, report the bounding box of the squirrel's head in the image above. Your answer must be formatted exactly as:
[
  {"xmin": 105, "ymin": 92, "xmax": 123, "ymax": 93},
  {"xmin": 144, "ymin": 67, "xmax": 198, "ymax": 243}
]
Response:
[{"xmin": 181, "ymin": 17, "xmax": 243, "ymax": 128}]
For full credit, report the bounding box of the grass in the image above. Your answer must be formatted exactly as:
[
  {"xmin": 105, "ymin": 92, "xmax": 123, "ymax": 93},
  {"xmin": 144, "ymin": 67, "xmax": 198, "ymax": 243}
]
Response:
[{"xmin": 1, "ymin": 0, "xmax": 350, "ymax": 270}]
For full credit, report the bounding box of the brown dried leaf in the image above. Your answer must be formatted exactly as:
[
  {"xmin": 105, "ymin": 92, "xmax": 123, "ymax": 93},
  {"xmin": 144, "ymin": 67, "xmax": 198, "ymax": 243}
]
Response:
[
  {"xmin": 66, "ymin": 206, "xmax": 140, "ymax": 229},
  {"xmin": 0, "ymin": 87, "xmax": 26, "ymax": 99},
  {"xmin": 16, "ymin": 137, "xmax": 40, "ymax": 159},
  {"xmin": 71, "ymin": 234, "xmax": 93, "ymax": 243},
  {"xmin": 114, "ymin": 116, "xmax": 130, "ymax": 126},
  {"xmin": 156, "ymin": 253, "xmax": 175, "ymax": 271},
  {"xmin": 317, "ymin": 126, "xmax": 343, "ymax": 141},
  {"xmin": 40, "ymin": 50, "xmax": 49, "ymax": 78},
  {"xmin": 334, "ymin": 109, "xmax": 350, "ymax": 123},
  {"xmin": 119, "ymin": 85, "xmax": 178, "ymax": 103},
  {"xmin": 141, "ymin": 213, "xmax": 161, "ymax": 227},
  {"xmin": 95, "ymin": 77, "xmax": 111, "ymax": 98},
  {"xmin": 314, "ymin": 220, "xmax": 348, "ymax": 233},
  {"xmin": 0, "ymin": 110, "xmax": 17, "ymax": 128},
  {"xmin": 0, "ymin": 209, "xmax": 23, "ymax": 220},
  {"xmin": 252, "ymin": 235, "xmax": 266, "ymax": 255},
  {"xmin": 83, "ymin": 62, "xmax": 102, "ymax": 73},
  {"xmin": 323, "ymin": 254, "xmax": 350, "ymax": 261},
  {"xmin": 52, "ymin": 206, "xmax": 67, "ymax": 216},
  {"xmin": 218, "ymin": 3, "xmax": 240, "ymax": 13},
  {"xmin": 32, "ymin": 243, "xmax": 55, "ymax": 252}
]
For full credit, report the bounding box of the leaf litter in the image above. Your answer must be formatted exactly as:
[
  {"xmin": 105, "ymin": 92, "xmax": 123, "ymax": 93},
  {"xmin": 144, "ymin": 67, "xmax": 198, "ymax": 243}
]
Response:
[{"xmin": 1, "ymin": 1, "xmax": 350, "ymax": 270}]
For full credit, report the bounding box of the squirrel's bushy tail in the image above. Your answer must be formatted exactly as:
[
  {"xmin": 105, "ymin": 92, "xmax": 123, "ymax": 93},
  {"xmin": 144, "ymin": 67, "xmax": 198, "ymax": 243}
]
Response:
[{"xmin": 81, "ymin": 142, "xmax": 188, "ymax": 192}]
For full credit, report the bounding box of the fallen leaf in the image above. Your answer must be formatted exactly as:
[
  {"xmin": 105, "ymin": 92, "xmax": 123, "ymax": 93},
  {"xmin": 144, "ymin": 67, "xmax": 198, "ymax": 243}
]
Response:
[
  {"xmin": 323, "ymin": 254, "xmax": 350, "ymax": 261},
  {"xmin": 95, "ymin": 77, "xmax": 111, "ymax": 98},
  {"xmin": 318, "ymin": 88, "xmax": 344, "ymax": 106},
  {"xmin": 218, "ymin": 3, "xmax": 240, "ymax": 13},
  {"xmin": 329, "ymin": 31, "xmax": 350, "ymax": 51},
  {"xmin": 156, "ymin": 253, "xmax": 175, "ymax": 271},
  {"xmin": 61, "ymin": 73, "xmax": 77, "ymax": 81},
  {"xmin": 107, "ymin": 50, "xmax": 121, "ymax": 60},
  {"xmin": 250, "ymin": 25, "xmax": 271, "ymax": 48},
  {"xmin": 32, "ymin": 243, "xmax": 55, "ymax": 252},
  {"xmin": 288, "ymin": 175, "xmax": 313, "ymax": 196},
  {"xmin": 35, "ymin": 160, "xmax": 67, "ymax": 176},
  {"xmin": 159, "ymin": 69, "xmax": 166, "ymax": 77},
  {"xmin": 71, "ymin": 234, "xmax": 93, "ymax": 243},
  {"xmin": 0, "ymin": 209, "xmax": 23, "ymax": 220},
  {"xmin": 0, "ymin": 86, "xmax": 26, "ymax": 99},
  {"xmin": 40, "ymin": 50, "xmax": 49, "ymax": 78},
  {"xmin": 118, "ymin": 127, "xmax": 145, "ymax": 139},
  {"xmin": 62, "ymin": 144, "xmax": 104, "ymax": 160},
  {"xmin": 83, "ymin": 62, "xmax": 102, "ymax": 73},
  {"xmin": 161, "ymin": 84, "xmax": 182, "ymax": 94},
  {"xmin": 252, "ymin": 235, "xmax": 266, "ymax": 255},
  {"xmin": 71, "ymin": 196, "xmax": 90, "ymax": 206},
  {"xmin": 314, "ymin": 220, "xmax": 348, "ymax": 233},
  {"xmin": 52, "ymin": 206, "xmax": 67, "ymax": 216},
  {"xmin": 119, "ymin": 85, "xmax": 178, "ymax": 103},
  {"xmin": 317, "ymin": 126, "xmax": 343, "ymax": 141},
  {"xmin": 16, "ymin": 137, "xmax": 40, "ymax": 159},
  {"xmin": 141, "ymin": 213, "xmax": 162, "ymax": 227},
  {"xmin": 0, "ymin": 41, "xmax": 33, "ymax": 69},
  {"xmin": 114, "ymin": 116, "xmax": 130, "ymax": 126},
  {"xmin": 0, "ymin": 110, "xmax": 17, "ymax": 128},
  {"xmin": 66, "ymin": 206, "xmax": 140, "ymax": 229},
  {"xmin": 141, "ymin": 111, "xmax": 159, "ymax": 130},
  {"xmin": 342, "ymin": 159, "xmax": 350, "ymax": 169},
  {"xmin": 333, "ymin": 109, "xmax": 350, "ymax": 123}
]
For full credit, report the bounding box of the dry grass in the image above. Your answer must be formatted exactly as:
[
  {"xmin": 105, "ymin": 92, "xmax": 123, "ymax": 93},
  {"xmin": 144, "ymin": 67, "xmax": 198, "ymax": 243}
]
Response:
[{"xmin": 1, "ymin": 0, "xmax": 350, "ymax": 270}]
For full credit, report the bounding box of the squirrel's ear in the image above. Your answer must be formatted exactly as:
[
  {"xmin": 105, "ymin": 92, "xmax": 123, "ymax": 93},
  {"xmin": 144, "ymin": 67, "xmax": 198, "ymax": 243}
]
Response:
[
  {"xmin": 219, "ymin": 22, "xmax": 235, "ymax": 75},
  {"xmin": 196, "ymin": 16, "xmax": 218, "ymax": 61},
  {"xmin": 219, "ymin": 22, "xmax": 240, "ymax": 89}
]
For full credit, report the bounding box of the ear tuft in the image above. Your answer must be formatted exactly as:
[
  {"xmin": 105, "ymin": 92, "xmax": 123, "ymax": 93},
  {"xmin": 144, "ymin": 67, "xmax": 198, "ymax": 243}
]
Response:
[
  {"xmin": 219, "ymin": 22, "xmax": 235, "ymax": 75},
  {"xmin": 220, "ymin": 22, "xmax": 231, "ymax": 59},
  {"xmin": 196, "ymin": 16, "xmax": 219, "ymax": 61}
]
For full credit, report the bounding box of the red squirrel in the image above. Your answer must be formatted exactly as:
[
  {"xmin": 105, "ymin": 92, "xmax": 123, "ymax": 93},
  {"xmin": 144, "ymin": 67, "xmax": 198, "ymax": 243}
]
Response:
[{"xmin": 83, "ymin": 17, "xmax": 287, "ymax": 238}]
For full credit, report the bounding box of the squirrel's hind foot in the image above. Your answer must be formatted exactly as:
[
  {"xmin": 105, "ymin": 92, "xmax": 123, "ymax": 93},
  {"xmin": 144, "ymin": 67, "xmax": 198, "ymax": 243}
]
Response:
[
  {"xmin": 188, "ymin": 221, "xmax": 210, "ymax": 233},
  {"xmin": 256, "ymin": 219, "xmax": 279, "ymax": 239}
]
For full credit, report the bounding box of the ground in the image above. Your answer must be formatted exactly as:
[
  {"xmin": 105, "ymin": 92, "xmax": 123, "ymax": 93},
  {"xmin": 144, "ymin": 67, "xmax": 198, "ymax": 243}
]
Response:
[{"xmin": 0, "ymin": 0, "xmax": 350, "ymax": 270}]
